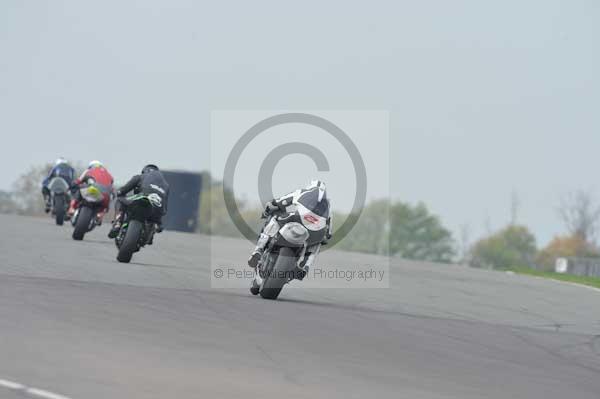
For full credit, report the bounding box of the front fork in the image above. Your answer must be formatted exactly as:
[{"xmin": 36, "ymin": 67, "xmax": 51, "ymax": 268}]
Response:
[
  {"xmin": 71, "ymin": 207, "xmax": 79, "ymax": 226},
  {"xmin": 252, "ymin": 248, "xmax": 271, "ymax": 286},
  {"xmin": 253, "ymin": 268, "xmax": 264, "ymax": 286},
  {"xmin": 252, "ymin": 243, "xmax": 320, "ymax": 287}
]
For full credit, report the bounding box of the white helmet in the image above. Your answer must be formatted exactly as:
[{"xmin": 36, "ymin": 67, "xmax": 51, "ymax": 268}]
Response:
[
  {"xmin": 88, "ymin": 160, "xmax": 103, "ymax": 169},
  {"xmin": 55, "ymin": 157, "xmax": 67, "ymax": 166},
  {"xmin": 307, "ymin": 179, "xmax": 327, "ymax": 202}
]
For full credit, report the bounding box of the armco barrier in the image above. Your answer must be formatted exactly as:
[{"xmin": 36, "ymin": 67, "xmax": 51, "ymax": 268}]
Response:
[{"xmin": 562, "ymin": 258, "xmax": 600, "ymax": 278}]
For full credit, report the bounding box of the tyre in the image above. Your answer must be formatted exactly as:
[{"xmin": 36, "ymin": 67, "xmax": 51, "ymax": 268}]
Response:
[
  {"xmin": 117, "ymin": 220, "xmax": 143, "ymax": 263},
  {"xmin": 72, "ymin": 206, "xmax": 93, "ymax": 240},
  {"xmin": 54, "ymin": 195, "xmax": 65, "ymax": 226},
  {"xmin": 260, "ymin": 247, "xmax": 297, "ymax": 300}
]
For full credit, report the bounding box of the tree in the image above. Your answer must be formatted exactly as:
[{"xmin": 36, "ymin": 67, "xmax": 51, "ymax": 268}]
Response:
[
  {"xmin": 328, "ymin": 200, "xmax": 455, "ymax": 262},
  {"xmin": 389, "ymin": 201, "xmax": 455, "ymax": 262},
  {"xmin": 197, "ymin": 172, "xmax": 262, "ymax": 237},
  {"xmin": 11, "ymin": 163, "xmax": 53, "ymax": 215},
  {"xmin": 536, "ymin": 235, "xmax": 600, "ymax": 271},
  {"xmin": 332, "ymin": 199, "xmax": 390, "ymax": 255},
  {"xmin": 558, "ymin": 190, "xmax": 600, "ymax": 244},
  {"xmin": 0, "ymin": 190, "xmax": 18, "ymax": 214},
  {"xmin": 470, "ymin": 225, "xmax": 537, "ymax": 269}
]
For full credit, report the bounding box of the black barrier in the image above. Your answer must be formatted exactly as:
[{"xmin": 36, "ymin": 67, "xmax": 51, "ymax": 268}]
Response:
[{"xmin": 161, "ymin": 170, "xmax": 202, "ymax": 232}]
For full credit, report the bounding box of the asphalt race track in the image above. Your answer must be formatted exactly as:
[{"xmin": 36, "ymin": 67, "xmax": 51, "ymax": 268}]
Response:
[{"xmin": 1, "ymin": 214, "xmax": 599, "ymax": 399}]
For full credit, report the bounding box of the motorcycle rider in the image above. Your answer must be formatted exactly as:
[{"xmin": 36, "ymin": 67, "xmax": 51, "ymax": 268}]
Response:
[
  {"xmin": 68, "ymin": 160, "xmax": 114, "ymax": 224},
  {"xmin": 41, "ymin": 158, "xmax": 75, "ymax": 213},
  {"xmin": 108, "ymin": 164, "xmax": 169, "ymax": 241},
  {"xmin": 248, "ymin": 180, "xmax": 332, "ymax": 279}
]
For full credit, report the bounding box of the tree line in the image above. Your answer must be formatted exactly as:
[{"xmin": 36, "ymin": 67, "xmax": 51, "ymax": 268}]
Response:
[
  {"xmin": 470, "ymin": 190, "xmax": 600, "ymax": 270},
  {"xmin": 2, "ymin": 163, "xmax": 598, "ymax": 269}
]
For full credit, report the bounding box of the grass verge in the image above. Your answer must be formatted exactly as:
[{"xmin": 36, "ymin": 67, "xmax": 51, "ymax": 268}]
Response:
[{"xmin": 508, "ymin": 266, "xmax": 600, "ymax": 289}]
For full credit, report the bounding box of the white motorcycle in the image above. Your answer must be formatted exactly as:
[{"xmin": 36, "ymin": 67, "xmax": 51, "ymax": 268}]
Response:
[{"xmin": 251, "ymin": 190, "xmax": 330, "ymax": 300}]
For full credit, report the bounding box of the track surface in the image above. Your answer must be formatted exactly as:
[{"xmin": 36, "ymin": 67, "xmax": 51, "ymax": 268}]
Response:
[{"xmin": 1, "ymin": 214, "xmax": 599, "ymax": 398}]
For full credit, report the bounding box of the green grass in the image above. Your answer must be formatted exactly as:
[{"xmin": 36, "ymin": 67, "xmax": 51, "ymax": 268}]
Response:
[{"xmin": 508, "ymin": 266, "xmax": 600, "ymax": 289}]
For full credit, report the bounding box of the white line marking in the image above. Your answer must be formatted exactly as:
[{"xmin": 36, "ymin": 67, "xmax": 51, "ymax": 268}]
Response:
[
  {"xmin": 0, "ymin": 379, "xmax": 25, "ymax": 390},
  {"xmin": 26, "ymin": 387, "xmax": 73, "ymax": 399},
  {"xmin": 0, "ymin": 377, "xmax": 73, "ymax": 399}
]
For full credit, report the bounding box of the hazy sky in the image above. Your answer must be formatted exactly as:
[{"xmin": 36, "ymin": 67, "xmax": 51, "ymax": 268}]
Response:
[{"xmin": 1, "ymin": 0, "xmax": 599, "ymax": 245}]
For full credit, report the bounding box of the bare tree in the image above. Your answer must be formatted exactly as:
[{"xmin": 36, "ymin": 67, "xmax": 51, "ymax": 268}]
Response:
[
  {"xmin": 458, "ymin": 223, "xmax": 471, "ymax": 264},
  {"xmin": 558, "ymin": 190, "xmax": 600, "ymax": 244},
  {"xmin": 483, "ymin": 212, "xmax": 492, "ymax": 236},
  {"xmin": 11, "ymin": 163, "xmax": 52, "ymax": 215},
  {"xmin": 510, "ymin": 189, "xmax": 520, "ymax": 225}
]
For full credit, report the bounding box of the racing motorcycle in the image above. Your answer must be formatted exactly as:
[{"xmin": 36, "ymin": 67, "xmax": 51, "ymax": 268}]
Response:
[
  {"xmin": 71, "ymin": 177, "xmax": 105, "ymax": 240},
  {"xmin": 47, "ymin": 176, "xmax": 70, "ymax": 225},
  {"xmin": 114, "ymin": 193, "xmax": 163, "ymax": 263},
  {"xmin": 251, "ymin": 190, "xmax": 330, "ymax": 300}
]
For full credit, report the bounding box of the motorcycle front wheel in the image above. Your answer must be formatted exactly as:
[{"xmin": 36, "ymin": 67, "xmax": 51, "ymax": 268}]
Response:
[{"xmin": 260, "ymin": 247, "xmax": 297, "ymax": 300}]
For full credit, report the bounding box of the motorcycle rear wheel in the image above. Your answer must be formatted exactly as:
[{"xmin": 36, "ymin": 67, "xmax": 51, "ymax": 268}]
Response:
[
  {"xmin": 54, "ymin": 195, "xmax": 65, "ymax": 226},
  {"xmin": 117, "ymin": 220, "xmax": 143, "ymax": 263},
  {"xmin": 72, "ymin": 206, "xmax": 93, "ymax": 240}
]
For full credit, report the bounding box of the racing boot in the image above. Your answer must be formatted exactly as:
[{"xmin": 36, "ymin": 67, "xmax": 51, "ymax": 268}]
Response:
[
  {"xmin": 297, "ymin": 245, "xmax": 321, "ymax": 281},
  {"xmin": 67, "ymin": 199, "xmax": 77, "ymax": 219},
  {"xmin": 96, "ymin": 210, "xmax": 106, "ymax": 226},
  {"xmin": 107, "ymin": 213, "xmax": 122, "ymax": 239},
  {"xmin": 43, "ymin": 195, "xmax": 51, "ymax": 213},
  {"xmin": 247, "ymin": 233, "xmax": 269, "ymax": 268}
]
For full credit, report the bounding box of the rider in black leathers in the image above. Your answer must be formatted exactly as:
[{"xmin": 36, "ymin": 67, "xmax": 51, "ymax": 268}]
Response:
[{"xmin": 108, "ymin": 164, "xmax": 170, "ymax": 239}]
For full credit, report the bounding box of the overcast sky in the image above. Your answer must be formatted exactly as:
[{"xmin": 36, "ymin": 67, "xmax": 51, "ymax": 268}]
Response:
[{"xmin": 1, "ymin": 0, "xmax": 599, "ymax": 245}]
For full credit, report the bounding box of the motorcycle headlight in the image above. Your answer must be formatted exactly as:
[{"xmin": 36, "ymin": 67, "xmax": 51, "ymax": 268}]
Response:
[{"xmin": 279, "ymin": 222, "xmax": 309, "ymax": 245}]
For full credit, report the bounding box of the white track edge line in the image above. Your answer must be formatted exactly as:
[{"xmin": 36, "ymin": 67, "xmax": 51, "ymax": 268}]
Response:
[{"xmin": 0, "ymin": 377, "xmax": 72, "ymax": 399}]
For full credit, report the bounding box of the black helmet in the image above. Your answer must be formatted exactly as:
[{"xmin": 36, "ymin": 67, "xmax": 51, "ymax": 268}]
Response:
[{"xmin": 141, "ymin": 164, "xmax": 159, "ymax": 174}]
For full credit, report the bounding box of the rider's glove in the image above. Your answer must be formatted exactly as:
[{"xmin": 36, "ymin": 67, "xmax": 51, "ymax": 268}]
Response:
[{"xmin": 262, "ymin": 201, "xmax": 279, "ymax": 218}]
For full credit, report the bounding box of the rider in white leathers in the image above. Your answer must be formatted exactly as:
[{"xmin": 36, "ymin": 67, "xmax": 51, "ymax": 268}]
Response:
[{"xmin": 248, "ymin": 180, "xmax": 332, "ymax": 278}]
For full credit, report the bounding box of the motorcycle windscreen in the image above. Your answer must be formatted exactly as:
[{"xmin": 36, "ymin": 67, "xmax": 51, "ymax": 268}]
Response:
[{"xmin": 297, "ymin": 189, "xmax": 330, "ymax": 218}]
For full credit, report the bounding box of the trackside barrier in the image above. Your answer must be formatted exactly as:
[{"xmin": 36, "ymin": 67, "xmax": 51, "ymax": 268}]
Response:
[{"xmin": 555, "ymin": 257, "xmax": 600, "ymax": 278}]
